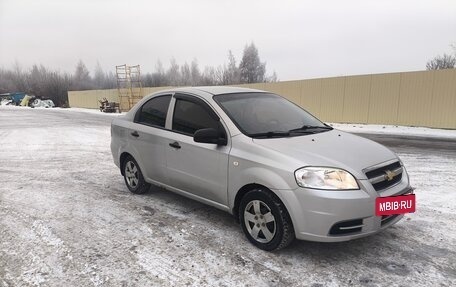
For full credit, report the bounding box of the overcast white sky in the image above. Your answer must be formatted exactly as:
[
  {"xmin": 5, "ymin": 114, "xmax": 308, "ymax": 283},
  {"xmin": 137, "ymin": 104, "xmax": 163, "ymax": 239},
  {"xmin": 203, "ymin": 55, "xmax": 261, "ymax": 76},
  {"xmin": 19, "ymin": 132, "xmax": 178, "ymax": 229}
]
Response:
[{"xmin": 0, "ymin": 0, "xmax": 455, "ymax": 80}]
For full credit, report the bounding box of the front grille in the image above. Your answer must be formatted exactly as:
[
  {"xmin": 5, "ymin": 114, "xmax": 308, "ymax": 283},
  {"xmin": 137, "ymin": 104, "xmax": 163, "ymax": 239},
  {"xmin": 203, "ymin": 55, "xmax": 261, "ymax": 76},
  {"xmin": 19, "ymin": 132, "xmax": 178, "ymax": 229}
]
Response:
[
  {"xmin": 329, "ymin": 219, "xmax": 363, "ymax": 235},
  {"xmin": 381, "ymin": 214, "xmax": 399, "ymax": 226},
  {"xmin": 365, "ymin": 161, "xmax": 403, "ymax": 191},
  {"xmin": 372, "ymin": 174, "xmax": 402, "ymax": 190}
]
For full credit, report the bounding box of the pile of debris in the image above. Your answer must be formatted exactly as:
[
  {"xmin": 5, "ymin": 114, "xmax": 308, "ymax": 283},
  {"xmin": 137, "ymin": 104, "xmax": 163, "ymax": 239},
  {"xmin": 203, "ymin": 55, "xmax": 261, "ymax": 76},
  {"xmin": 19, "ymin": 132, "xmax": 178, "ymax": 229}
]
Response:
[
  {"xmin": 20, "ymin": 95, "xmax": 55, "ymax": 108},
  {"xmin": 31, "ymin": 98, "xmax": 55, "ymax": 108},
  {"xmin": 1, "ymin": 98, "xmax": 14, "ymax": 106},
  {"xmin": 0, "ymin": 92, "xmax": 26, "ymax": 106},
  {"xmin": 0, "ymin": 92, "xmax": 55, "ymax": 108},
  {"xmin": 99, "ymin": 98, "xmax": 121, "ymax": 113}
]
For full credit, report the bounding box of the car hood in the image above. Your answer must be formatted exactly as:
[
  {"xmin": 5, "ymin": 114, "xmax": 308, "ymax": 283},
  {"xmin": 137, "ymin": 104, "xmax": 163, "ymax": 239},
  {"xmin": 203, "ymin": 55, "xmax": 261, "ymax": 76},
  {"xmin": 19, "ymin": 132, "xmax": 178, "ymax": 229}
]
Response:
[{"xmin": 252, "ymin": 129, "xmax": 398, "ymax": 179}]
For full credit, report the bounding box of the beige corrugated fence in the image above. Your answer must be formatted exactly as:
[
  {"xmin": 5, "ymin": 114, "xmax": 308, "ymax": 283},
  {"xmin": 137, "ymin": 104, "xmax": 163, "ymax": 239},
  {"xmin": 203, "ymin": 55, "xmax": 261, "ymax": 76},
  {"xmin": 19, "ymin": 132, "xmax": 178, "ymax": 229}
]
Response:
[
  {"xmin": 68, "ymin": 69, "xmax": 456, "ymax": 129},
  {"xmin": 68, "ymin": 87, "xmax": 173, "ymax": 110}
]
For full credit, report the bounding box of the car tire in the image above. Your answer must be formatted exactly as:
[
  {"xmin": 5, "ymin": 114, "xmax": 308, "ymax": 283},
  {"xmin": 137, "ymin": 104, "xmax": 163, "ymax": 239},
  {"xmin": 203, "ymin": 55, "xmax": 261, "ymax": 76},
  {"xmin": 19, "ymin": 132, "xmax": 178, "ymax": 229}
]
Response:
[
  {"xmin": 122, "ymin": 156, "xmax": 150, "ymax": 194},
  {"xmin": 239, "ymin": 188, "xmax": 295, "ymax": 251}
]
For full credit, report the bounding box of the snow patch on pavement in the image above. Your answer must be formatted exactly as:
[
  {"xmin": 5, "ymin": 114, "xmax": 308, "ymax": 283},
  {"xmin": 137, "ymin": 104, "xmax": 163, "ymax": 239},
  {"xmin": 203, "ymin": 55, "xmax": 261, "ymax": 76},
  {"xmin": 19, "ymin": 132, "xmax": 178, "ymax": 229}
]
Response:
[
  {"xmin": 331, "ymin": 123, "xmax": 456, "ymax": 139},
  {"xmin": 0, "ymin": 105, "xmax": 123, "ymax": 117}
]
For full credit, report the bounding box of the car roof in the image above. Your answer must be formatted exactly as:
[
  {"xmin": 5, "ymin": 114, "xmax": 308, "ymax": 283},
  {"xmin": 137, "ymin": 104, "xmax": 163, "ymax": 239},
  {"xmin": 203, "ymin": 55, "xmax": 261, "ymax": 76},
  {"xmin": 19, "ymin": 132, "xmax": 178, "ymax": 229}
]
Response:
[
  {"xmin": 126, "ymin": 86, "xmax": 270, "ymax": 123},
  {"xmin": 165, "ymin": 86, "xmax": 267, "ymax": 98}
]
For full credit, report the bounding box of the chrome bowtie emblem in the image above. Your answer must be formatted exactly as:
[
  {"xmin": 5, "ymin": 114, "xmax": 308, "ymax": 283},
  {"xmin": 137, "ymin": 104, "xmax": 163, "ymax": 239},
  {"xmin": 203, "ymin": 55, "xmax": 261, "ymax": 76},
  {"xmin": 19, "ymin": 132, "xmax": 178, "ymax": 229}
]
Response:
[{"xmin": 384, "ymin": 170, "xmax": 396, "ymax": 181}]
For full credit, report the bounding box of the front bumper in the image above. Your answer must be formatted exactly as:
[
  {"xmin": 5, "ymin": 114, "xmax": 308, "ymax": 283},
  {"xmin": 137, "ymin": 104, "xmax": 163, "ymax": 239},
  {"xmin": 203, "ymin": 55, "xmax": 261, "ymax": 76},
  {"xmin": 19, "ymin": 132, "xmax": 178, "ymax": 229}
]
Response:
[{"xmin": 276, "ymin": 174, "xmax": 412, "ymax": 242}]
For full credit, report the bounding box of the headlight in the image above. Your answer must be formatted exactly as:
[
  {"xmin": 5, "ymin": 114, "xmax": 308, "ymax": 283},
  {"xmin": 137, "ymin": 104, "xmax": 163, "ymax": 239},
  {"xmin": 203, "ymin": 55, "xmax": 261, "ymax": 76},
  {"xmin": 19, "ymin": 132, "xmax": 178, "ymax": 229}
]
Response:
[{"xmin": 294, "ymin": 167, "xmax": 359, "ymax": 190}]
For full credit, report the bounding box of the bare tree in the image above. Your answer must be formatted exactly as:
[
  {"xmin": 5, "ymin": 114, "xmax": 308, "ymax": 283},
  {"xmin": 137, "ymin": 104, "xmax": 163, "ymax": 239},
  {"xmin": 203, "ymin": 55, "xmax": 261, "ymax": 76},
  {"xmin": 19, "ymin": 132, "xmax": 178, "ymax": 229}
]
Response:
[
  {"xmin": 0, "ymin": 68, "xmax": 21, "ymax": 94},
  {"xmin": 72, "ymin": 60, "xmax": 92, "ymax": 90},
  {"xmin": 138, "ymin": 45, "xmax": 275, "ymax": 87},
  {"xmin": 44, "ymin": 70, "xmax": 73, "ymax": 106},
  {"xmin": 426, "ymin": 54, "xmax": 456, "ymax": 70},
  {"xmin": 266, "ymin": 71, "xmax": 278, "ymax": 83},
  {"xmin": 93, "ymin": 61, "xmax": 105, "ymax": 89},
  {"xmin": 11, "ymin": 61, "xmax": 28, "ymax": 91},
  {"xmin": 0, "ymin": 44, "xmax": 279, "ymax": 105},
  {"xmin": 190, "ymin": 59, "xmax": 201, "ymax": 86},
  {"xmin": 239, "ymin": 43, "xmax": 266, "ymax": 84},
  {"xmin": 146, "ymin": 60, "xmax": 167, "ymax": 87},
  {"xmin": 0, "ymin": 68, "xmax": 13, "ymax": 94},
  {"xmin": 181, "ymin": 62, "xmax": 192, "ymax": 85},
  {"xmin": 200, "ymin": 66, "xmax": 217, "ymax": 86},
  {"xmin": 0, "ymin": 63, "xmax": 73, "ymax": 106},
  {"xmin": 213, "ymin": 65, "xmax": 225, "ymax": 85},
  {"xmin": 225, "ymin": 50, "xmax": 241, "ymax": 84},
  {"xmin": 28, "ymin": 64, "xmax": 48, "ymax": 96},
  {"xmin": 142, "ymin": 73, "xmax": 154, "ymax": 87},
  {"xmin": 104, "ymin": 71, "xmax": 117, "ymax": 89},
  {"xmin": 166, "ymin": 58, "xmax": 181, "ymax": 86},
  {"xmin": 153, "ymin": 60, "xmax": 167, "ymax": 86}
]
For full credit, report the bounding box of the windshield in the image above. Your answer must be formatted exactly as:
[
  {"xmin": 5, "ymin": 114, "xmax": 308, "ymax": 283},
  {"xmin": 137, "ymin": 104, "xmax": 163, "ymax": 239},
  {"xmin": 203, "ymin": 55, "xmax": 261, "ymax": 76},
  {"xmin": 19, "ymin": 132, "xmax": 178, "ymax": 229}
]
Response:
[{"xmin": 214, "ymin": 93, "xmax": 330, "ymax": 138}]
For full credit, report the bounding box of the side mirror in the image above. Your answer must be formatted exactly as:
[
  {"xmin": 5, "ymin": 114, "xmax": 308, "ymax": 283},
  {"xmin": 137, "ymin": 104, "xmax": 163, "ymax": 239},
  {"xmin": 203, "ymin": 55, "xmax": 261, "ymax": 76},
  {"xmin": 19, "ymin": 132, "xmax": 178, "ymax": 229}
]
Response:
[{"xmin": 194, "ymin": 128, "xmax": 227, "ymax": 145}]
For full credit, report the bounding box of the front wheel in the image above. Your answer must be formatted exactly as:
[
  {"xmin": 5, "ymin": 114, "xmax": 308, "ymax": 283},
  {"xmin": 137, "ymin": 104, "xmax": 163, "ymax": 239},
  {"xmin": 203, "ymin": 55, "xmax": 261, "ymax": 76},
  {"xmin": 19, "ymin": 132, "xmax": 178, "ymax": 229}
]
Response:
[
  {"xmin": 239, "ymin": 189, "xmax": 295, "ymax": 251},
  {"xmin": 123, "ymin": 156, "xmax": 150, "ymax": 194}
]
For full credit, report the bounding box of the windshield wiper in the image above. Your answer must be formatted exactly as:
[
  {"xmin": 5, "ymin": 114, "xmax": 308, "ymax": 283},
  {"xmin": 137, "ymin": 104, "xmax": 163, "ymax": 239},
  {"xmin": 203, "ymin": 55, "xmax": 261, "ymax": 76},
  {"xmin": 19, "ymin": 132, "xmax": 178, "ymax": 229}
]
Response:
[
  {"xmin": 249, "ymin": 131, "xmax": 290, "ymax": 138},
  {"xmin": 289, "ymin": 125, "xmax": 333, "ymax": 133}
]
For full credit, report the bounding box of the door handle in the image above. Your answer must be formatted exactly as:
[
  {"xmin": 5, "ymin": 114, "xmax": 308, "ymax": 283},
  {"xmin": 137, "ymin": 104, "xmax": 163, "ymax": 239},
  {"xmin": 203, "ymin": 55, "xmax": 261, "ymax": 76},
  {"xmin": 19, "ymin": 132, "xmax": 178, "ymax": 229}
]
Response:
[
  {"xmin": 131, "ymin": 131, "xmax": 139, "ymax": 137},
  {"xmin": 169, "ymin": 141, "xmax": 181, "ymax": 149}
]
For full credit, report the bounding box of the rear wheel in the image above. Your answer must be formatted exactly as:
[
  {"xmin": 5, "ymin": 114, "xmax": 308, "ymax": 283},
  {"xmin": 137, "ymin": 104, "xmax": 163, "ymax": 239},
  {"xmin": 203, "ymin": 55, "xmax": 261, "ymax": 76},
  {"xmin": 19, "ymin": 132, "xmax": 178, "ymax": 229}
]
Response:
[
  {"xmin": 239, "ymin": 188, "xmax": 295, "ymax": 251},
  {"xmin": 123, "ymin": 156, "xmax": 150, "ymax": 194}
]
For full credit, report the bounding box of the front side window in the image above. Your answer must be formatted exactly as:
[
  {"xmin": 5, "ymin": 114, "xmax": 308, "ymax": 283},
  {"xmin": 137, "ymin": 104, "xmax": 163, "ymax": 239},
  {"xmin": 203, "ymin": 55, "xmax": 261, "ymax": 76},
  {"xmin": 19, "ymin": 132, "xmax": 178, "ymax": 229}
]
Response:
[
  {"xmin": 136, "ymin": 95, "xmax": 171, "ymax": 128},
  {"xmin": 172, "ymin": 99, "xmax": 221, "ymax": 136},
  {"xmin": 214, "ymin": 93, "xmax": 330, "ymax": 138}
]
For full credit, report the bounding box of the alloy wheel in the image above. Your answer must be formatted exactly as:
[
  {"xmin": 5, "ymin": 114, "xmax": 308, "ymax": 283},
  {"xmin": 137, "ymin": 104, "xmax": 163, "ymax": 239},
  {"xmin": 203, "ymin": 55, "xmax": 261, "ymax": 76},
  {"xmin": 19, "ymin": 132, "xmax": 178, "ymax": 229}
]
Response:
[
  {"xmin": 244, "ymin": 200, "xmax": 276, "ymax": 243},
  {"xmin": 124, "ymin": 160, "xmax": 139, "ymax": 188}
]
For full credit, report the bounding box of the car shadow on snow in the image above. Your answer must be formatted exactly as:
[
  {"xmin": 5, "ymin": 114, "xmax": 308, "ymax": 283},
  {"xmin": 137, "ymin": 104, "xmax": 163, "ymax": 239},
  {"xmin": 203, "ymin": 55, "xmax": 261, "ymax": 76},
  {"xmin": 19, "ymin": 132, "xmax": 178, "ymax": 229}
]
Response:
[{"xmin": 134, "ymin": 184, "xmax": 238, "ymax": 228}]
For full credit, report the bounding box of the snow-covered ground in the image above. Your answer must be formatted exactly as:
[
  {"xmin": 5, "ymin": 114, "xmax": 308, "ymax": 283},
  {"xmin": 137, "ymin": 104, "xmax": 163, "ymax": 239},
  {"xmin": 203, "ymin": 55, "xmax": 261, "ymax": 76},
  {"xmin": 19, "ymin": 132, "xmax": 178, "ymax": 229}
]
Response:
[
  {"xmin": 0, "ymin": 105, "xmax": 123, "ymax": 117},
  {"xmin": 331, "ymin": 123, "xmax": 456, "ymax": 140},
  {"xmin": 4, "ymin": 106, "xmax": 456, "ymax": 139},
  {"xmin": 0, "ymin": 107, "xmax": 455, "ymax": 286}
]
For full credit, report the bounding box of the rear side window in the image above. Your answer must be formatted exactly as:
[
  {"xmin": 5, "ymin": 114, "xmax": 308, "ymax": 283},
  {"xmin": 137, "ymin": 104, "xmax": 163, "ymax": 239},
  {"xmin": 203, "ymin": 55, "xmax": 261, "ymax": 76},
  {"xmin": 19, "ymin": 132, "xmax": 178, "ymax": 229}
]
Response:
[
  {"xmin": 137, "ymin": 95, "xmax": 171, "ymax": 127},
  {"xmin": 172, "ymin": 99, "xmax": 220, "ymax": 136}
]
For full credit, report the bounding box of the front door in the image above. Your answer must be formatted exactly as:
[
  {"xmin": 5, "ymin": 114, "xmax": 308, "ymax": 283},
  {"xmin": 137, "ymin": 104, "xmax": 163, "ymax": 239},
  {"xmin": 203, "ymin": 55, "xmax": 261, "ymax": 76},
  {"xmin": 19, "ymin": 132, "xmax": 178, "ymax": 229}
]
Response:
[{"xmin": 165, "ymin": 94, "xmax": 230, "ymax": 205}]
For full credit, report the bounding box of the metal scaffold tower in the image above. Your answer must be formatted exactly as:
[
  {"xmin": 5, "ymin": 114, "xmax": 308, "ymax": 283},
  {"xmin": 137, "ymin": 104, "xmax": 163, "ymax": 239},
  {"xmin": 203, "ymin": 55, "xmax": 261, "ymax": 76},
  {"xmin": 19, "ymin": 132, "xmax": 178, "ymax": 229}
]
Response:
[{"xmin": 116, "ymin": 64, "xmax": 142, "ymax": 110}]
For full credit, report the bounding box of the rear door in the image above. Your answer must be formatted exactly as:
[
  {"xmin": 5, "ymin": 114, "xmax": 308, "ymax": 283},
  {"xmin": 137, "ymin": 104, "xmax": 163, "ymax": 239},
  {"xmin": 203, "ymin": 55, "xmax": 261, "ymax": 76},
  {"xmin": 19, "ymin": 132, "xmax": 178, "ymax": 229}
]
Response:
[
  {"xmin": 130, "ymin": 94, "xmax": 172, "ymax": 185},
  {"xmin": 165, "ymin": 93, "xmax": 230, "ymax": 205}
]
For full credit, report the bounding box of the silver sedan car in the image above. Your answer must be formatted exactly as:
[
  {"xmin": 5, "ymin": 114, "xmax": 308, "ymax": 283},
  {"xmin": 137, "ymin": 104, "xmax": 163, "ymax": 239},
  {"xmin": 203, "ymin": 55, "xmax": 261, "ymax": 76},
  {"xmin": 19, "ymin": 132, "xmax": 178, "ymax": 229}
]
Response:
[{"xmin": 111, "ymin": 87, "xmax": 415, "ymax": 250}]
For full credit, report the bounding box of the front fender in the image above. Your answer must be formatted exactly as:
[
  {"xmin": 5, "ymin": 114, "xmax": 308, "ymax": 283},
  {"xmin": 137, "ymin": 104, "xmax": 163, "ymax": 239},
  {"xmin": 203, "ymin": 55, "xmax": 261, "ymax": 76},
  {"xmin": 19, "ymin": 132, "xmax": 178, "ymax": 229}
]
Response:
[
  {"xmin": 227, "ymin": 163, "xmax": 297, "ymax": 209},
  {"xmin": 246, "ymin": 166, "xmax": 293, "ymax": 190}
]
